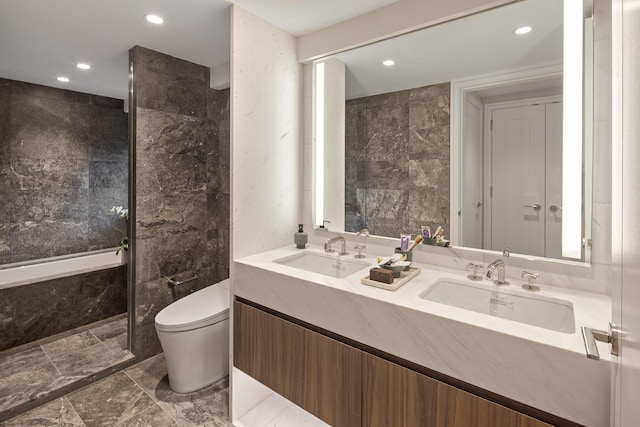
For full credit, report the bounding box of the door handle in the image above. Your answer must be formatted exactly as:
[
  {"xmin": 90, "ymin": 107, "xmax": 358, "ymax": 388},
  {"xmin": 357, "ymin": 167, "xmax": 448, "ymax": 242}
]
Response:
[
  {"xmin": 581, "ymin": 323, "xmax": 620, "ymax": 360},
  {"xmin": 523, "ymin": 204, "xmax": 541, "ymax": 210},
  {"xmin": 549, "ymin": 204, "xmax": 562, "ymax": 212}
]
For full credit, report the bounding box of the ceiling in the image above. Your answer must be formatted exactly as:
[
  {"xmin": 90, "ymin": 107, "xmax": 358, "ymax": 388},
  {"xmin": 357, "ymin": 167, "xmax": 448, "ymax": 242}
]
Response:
[
  {"xmin": 333, "ymin": 0, "xmax": 564, "ymax": 99},
  {"xmin": 0, "ymin": 0, "xmax": 397, "ymax": 101}
]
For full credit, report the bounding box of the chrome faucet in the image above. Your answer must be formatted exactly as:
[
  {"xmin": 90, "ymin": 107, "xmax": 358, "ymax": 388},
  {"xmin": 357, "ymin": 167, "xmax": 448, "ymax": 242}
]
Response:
[
  {"xmin": 324, "ymin": 236, "xmax": 348, "ymax": 256},
  {"xmin": 486, "ymin": 260, "xmax": 509, "ymax": 285}
]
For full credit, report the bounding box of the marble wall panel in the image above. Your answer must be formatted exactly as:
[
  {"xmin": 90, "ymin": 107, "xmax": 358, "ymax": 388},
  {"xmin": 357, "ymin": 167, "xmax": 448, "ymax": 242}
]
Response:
[
  {"xmin": 345, "ymin": 82, "xmax": 451, "ymax": 239},
  {"xmin": 134, "ymin": 65, "xmax": 207, "ymax": 119},
  {"xmin": 135, "ymin": 109, "xmax": 208, "ymax": 195},
  {"xmin": 130, "ymin": 47, "xmax": 230, "ymax": 360},
  {"xmin": 0, "ymin": 78, "xmax": 128, "ymax": 264},
  {"xmin": 11, "ymin": 189, "xmax": 88, "ymax": 223},
  {"xmin": 88, "ymin": 188, "xmax": 127, "ymax": 251},
  {"xmin": 0, "ymin": 266, "xmax": 127, "ymax": 351},
  {"xmin": 136, "ymin": 192, "xmax": 207, "ymax": 240}
]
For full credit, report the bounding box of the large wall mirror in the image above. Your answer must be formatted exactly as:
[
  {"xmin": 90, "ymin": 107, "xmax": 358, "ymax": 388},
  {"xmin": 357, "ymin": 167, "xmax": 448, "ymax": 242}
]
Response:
[{"xmin": 312, "ymin": 0, "xmax": 594, "ymax": 263}]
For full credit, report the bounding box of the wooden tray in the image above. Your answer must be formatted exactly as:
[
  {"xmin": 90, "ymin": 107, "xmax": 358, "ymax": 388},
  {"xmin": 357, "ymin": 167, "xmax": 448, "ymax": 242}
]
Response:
[{"xmin": 361, "ymin": 267, "xmax": 421, "ymax": 291}]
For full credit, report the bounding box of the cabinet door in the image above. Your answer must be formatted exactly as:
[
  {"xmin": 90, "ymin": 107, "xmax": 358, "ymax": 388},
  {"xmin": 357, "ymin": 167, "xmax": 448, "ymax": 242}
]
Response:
[
  {"xmin": 362, "ymin": 353, "xmax": 551, "ymax": 427},
  {"xmin": 234, "ymin": 300, "xmax": 361, "ymax": 427}
]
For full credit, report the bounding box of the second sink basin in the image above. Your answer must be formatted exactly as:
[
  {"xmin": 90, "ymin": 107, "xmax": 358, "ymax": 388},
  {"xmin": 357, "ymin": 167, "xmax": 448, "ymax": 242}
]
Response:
[
  {"xmin": 274, "ymin": 252, "xmax": 371, "ymax": 278},
  {"xmin": 419, "ymin": 279, "xmax": 575, "ymax": 333}
]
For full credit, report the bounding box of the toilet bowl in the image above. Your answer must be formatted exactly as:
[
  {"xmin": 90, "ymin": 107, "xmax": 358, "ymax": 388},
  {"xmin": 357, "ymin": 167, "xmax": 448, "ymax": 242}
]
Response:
[{"xmin": 155, "ymin": 284, "xmax": 230, "ymax": 393}]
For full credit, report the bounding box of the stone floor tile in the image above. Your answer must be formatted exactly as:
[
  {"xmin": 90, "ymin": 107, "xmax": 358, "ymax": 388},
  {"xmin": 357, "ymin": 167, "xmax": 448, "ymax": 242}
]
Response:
[
  {"xmin": 89, "ymin": 317, "xmax": 127, "ymax": 354},
  {"xmin": 0, "ymin": 343, "xmax": 50, "ymax": 378},
  {"xmin": 41, "ymin": 331, "xmax": 100, "ymax": 360},
  {"xmin": 66, "ymin": 372, "xmax": 158, "ymax": 427},
  {"xmin": 125, "ymin": 354, "xmax": 230, "ymax": 427},
  {"xmin": 1, "ymin": 397, "xmax": 84, "ymax": 426}
]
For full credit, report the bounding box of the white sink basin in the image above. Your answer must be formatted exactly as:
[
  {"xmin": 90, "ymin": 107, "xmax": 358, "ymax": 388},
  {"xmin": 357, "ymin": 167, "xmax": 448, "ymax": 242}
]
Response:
[
  {"xmin": 274, "ymin": 252, "xmax": 371, "ymax": 278},
  {"xmin": 419, "ymin": 279, "xmax": 575, "ymax": 333}
]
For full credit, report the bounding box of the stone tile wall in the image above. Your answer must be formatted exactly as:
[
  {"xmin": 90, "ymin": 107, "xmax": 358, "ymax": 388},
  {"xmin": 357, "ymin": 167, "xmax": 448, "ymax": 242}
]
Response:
[
  {"xmin": 130, "ymin": 46, "xmax": 229, "ymax": 360},
  {"xmin": 0, "ymin": 78, "xmax": 128, "ymax": 264},
  {"xmin": 345, "ymin": 82, "xmax": 451, "ymax": 239},
  {"xmin": 0, "ymin": 266, "xmax": 127, "ymax": 351}
]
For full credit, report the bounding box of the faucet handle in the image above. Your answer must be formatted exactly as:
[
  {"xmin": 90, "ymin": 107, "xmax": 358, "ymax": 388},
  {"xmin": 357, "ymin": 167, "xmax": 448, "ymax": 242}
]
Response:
[
  {"xmin": 466, "ymin": 262, "xmax": 483, "ymax": 281},
  {"xmin": 521, "ymin": 271, "xmax": 540, "ymax": 291},
  {"xmin": 354, "ymin": 245, "xmax": 365, "ymax": 259}
]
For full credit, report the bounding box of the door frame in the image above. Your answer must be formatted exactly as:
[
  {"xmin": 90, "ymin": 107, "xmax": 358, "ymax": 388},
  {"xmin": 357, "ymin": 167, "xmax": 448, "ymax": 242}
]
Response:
[
  {"xmin": 482, "ymin": 95, "xmax": 563, "ymax": 250},
  {"xmin": 450, "ymin": 64, "xmax": 563, "ymax": 247}
]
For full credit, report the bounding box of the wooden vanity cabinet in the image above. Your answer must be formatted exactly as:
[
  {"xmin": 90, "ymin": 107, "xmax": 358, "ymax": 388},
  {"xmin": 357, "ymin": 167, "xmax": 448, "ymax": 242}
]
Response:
[
  {"xmin": 234, "ymin": 299, "xmax": 555, "ymax": 427},
  {"xmin": 233, "ymin": 300, "xmax": 362, "ymax": 427},
  {"xmin": 362, "ymin": 353, "xmax": 551, "ymax": 427}
]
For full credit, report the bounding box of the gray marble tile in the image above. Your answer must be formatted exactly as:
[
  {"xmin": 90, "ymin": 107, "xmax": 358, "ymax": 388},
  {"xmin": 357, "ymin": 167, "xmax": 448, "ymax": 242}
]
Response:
[
  {"xmin": 88, "ymin": 187, "xmax": 128, "ymax": 251},
  {"xmin": 85, "ymin": 106, "xmax": 128, "ymax": 145},
  {"xmin": 50, "ymin": 341, "xmax": 132, "ymax": 378},
  {"xmin": 134, "ymin": 66, "xmax": 207, "ymax": 119},
  {"xmin": 0, "ymin": 266, "xmax": 126, "ymax": 351},
  {"xmin": 89, "ymin": 161, "xmax": 128, "ymax": 189},
  {"xmin": 125, "ymin": 355, "xmax": 230, "ymax": 427},
  {"xmin": 357, "ymin": 160, "xmax": 409, "ymax": 189},
  {"xmin": 11, "ymin": 158, "xmax": 89, "ymax": 191},
  {"xmin": 0, "ymin": 361, "xmax": 67, "ymax": 414},
  {"xmin": 41, "ymin": 331, "xmax": 100, "ymax": 361},
  {"xmin": 9, "ymin": 95, "xmax": 89, "ymax": 160},
  {"xmin": 134, "ymin": 231, "xmax": 207, "ymax": 284},
  {"xmin": 11, "ymin": 189, "xmax": 88, "ymax": 223},
  {"xmin": 408, "ymin": 158, "xmax": 450, "ymax": 190},
  {"xmin": 205, "ymin": 120, "xmax": 220, "ymax": 191},
  {"xmin": 90, "ymin": 317, "xmax": 128, "ymax": 355},
  {"xmin": 2, "ymin": 78, "xmax": 123, "ymax": 109},
  {"xmin": 67, "ymin": 372, "xmax": 159, "ymax": 427},
  {"xmin": 1, "ymin": 397, "xmax": 84, "ymax": 426},
  {"xmin": 136, "ymin": 191, "xmax": 207, "ymax": 241},
  {"xmin": 131, "ymin": 323, "xmax": 162, "ymax": 361},
  {"xmin": 0, "ymin": 343, "xmax": 49, "ymax": 378},
  {"xmin": 132, "ymin": 47, "xmax": 209, "ymax": 84},
  {"xmin": 134, "ymin": 277, "xmax": 174, "ymax": 327},
  {"xmin": 207, "ymin": 192, "xmax": 229, "ymax": 231},
  {"xmin": 135, "ymin": 108, "xmax": 207, "ymax": 195},
  {"xmin": 9, "ymin": 221, "xmax": 88, "ymax": 262},
  {"xmin": 364, "ymin": 97, "xmax": 410, "ymax": 162}
]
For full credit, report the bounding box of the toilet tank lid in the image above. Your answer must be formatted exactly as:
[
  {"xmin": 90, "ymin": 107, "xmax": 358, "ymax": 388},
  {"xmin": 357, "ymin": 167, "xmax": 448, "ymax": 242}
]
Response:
[{"xmin": 155, "ymin": 284, "xmax": 230, "ymax": 331}]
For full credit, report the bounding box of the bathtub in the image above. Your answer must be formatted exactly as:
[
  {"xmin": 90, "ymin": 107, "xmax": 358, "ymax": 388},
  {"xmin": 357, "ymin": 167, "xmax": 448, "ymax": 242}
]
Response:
[
  {"xmin": 0, "ymin": 248, "xmax": 128, "ymax": 351},
  {"xmin": 0, "ymin": 248, "xmax": 127, "ymax": 290}
]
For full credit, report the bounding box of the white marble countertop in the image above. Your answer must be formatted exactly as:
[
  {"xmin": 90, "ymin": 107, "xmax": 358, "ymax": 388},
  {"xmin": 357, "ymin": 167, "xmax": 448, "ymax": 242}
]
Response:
[{"xmin": 233, "ymin": 244, "xmax": 612, "ymax": 427}]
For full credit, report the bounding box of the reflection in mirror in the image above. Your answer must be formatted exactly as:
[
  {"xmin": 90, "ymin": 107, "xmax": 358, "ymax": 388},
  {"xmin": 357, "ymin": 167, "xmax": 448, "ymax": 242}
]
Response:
[{"xmin": 313, "ymin": 0, "xmax": 593, "ymax": 262}]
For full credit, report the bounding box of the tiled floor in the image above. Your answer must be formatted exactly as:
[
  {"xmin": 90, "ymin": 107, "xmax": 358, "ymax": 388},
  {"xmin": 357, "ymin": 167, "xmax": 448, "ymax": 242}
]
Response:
[
  {"xmin": 0, "ymin": 314, "xmax": 134, "ymax": 422},
  {"xmin": 1, "ymin": 354, "xmax": 230, "ymax": 426}
]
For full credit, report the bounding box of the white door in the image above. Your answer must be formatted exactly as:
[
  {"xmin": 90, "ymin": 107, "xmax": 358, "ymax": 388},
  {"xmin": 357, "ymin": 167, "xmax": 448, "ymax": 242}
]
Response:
[
  {"xmin": 462, "ymin": 96, "xmax": 484, "ymax": 248},
  {"xmin": 490, "ymin": 104, "xmax": 546, "ymax": 256},
  {"xmin": 544, "ymin": 102, "xmax": 563, "ymax": 259},
  {"xmin": 612, "ymin": 0, "xmax": 640, "ymax": 424}
]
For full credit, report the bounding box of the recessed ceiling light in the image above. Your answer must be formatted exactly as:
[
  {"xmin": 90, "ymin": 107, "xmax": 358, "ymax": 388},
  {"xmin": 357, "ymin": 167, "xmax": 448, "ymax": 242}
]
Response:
[
  {"xmin": 383, "ymin": 60, "xmax": 395, "ymax": 66},
  {"xmin": 76, "ymin": 63, "xmax": 91, "ymax": 70},
  {"xmin": 145, "ymin": 14, "xmax": 164, "ymax": 24},
  {"xmin": 514, "ymin": 26, "xmax": 532, "ymax": 35},
  {"xmin": 57, "ymin": 76, "xmax": 69, "ymax": 83}
]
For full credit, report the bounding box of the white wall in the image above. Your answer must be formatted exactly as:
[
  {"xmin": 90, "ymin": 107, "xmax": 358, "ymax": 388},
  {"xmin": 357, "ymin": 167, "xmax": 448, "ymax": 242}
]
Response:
[
  {"xmin": 230, "ymin": 5, "xmax": 302, "ymax": 422},
  {"xmin": 298, "ymin": 0, "xmax": 516, "ymax": 62},
  {"xmin": 231, "ymin": 5, "xmax": 302, "ymax": 261}
]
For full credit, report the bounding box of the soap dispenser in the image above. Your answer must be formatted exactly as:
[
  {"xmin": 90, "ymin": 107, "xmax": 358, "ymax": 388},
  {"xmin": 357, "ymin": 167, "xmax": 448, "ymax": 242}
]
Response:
[{"xmin": 294, "ymin": 224, "xmax": 308, "ymax": 249}]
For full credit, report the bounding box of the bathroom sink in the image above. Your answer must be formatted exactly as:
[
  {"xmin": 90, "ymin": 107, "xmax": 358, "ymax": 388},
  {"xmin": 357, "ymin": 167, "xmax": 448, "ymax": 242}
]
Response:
[
  {"xmin": 274, "ymin": 252, "xmax": 371, "ymax": 278},
  {"xmin": 419, "ymin": 279, "xmax": 575, "ymax": 333}
]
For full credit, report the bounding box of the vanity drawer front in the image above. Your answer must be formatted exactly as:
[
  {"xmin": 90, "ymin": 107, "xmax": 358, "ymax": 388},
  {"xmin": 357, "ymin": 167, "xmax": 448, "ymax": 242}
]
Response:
[
  {"xmin": 234, "ymin": 300, "xmax": 362, "ymax": 427},
  {"xmin": 362, "ymin": 352, "xmax": 552, "ymax": 427}
]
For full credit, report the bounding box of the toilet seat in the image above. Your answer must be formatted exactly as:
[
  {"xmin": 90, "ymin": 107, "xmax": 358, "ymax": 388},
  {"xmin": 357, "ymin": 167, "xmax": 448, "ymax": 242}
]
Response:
[{"xmin": 155, "ymin": 284, "xmax": 230, "ymax": 333}]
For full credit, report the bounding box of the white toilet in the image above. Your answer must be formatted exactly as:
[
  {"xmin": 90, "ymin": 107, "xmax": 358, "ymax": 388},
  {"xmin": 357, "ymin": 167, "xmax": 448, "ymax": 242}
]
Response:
[{"xmin": 155, "ymin": 283, "xmax": 230, "ymax": 393}]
